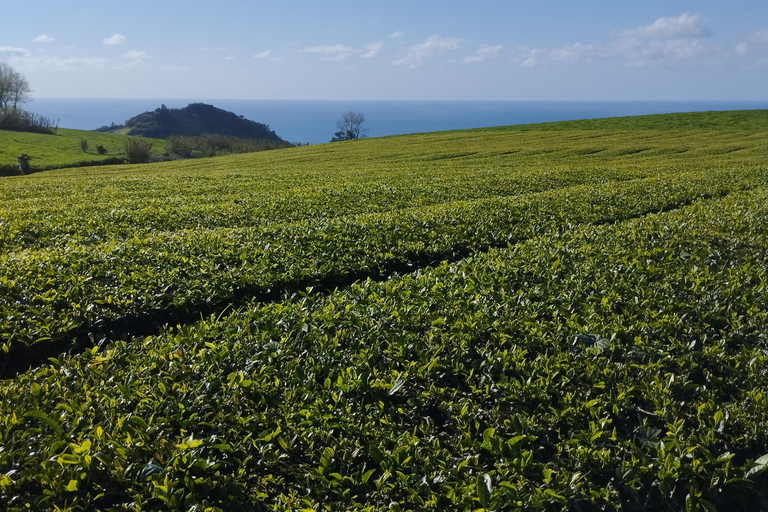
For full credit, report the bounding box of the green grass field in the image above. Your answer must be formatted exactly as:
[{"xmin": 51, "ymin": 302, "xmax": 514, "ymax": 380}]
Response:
[
  {"xmin": 0, "ymin": 128, "xmax": 164, "ymax": 171},
  {"xmin": 1, "ymin": 111, "xmax": 767, "ymax": 511}
]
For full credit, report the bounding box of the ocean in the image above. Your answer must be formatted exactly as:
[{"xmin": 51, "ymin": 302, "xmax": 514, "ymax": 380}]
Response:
[{"xmin": 26, "ymin": 99, "xmax": 768, "ymax": 145}]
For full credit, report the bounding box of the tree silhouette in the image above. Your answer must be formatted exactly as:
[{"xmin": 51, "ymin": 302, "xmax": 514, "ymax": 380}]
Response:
[
  {"xmin": 0, "ymin": 63, "xmax": 31, "ymax": 110},
  {"xmin": 331, "ymin": 111, "xmax": 368, "ymax": 142}
]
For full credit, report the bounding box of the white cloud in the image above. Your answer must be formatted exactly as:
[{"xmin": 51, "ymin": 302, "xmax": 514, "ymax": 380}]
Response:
[
  {"xmin": 390, "ymin": 31, "xmax": 405, "ymax": 39},
  {"xmin": 0, "ymin": 46, "xmax": 31, "ymax": 55},
  {"xmin": 253, "ymin": 49, "xmax": 282, "ymax": 62},
  {"xmin": 3, "ymin": 45, "xmax": 148, "ymax": 72},
  {"xmin": 302, "ymin": 44, "xmax": 353, "ymax": 54},
  {"xmin": 519, "ymin": 13, "xmax": 721, "ymax": 68},
  {"xmin": 302, "ymin": 41, "xmax": 384, "ymax": 61},
  {"xmin": 520, "ymin": 38, "xmax": 716, "ymax": 68},
  {"xmin": 34, "ymin": 34, "xmax": 55, "ymax": 44},
  {"xmin": 104, "ymin": 33, "xmax": 127, "ymax": 45},
  {"xmin": 735, "ymin": 28, "xmax": 768, "ymax": 56},
  {"xmin": 301, "ymin": 44, "xmax": 354, "ymax": 61},
  {"xmin": 622, "ymin": 13, "xmax": 711, "ymax": 39},
  {"xmin": 463, "ymin": 44, "xmax": 503, "ymax": 64},
  {"xmin": 122, "ymin": 50, "xmax": 146, "ymax": 60},
  {"xmin": 12, "ymin": 54, "xmax": 109, "ymax": 71},
  {"xmin": 750, "ymin": 28, "xmax": 768, "ymax": 43},
  {"xmin": 363, "ymin": 41, "xmax": 384, "ymax": 58},
  {"xmin": 117, "ymin": 49, "xmax": 148, "ymax": 68},
  {"xmin": 392, "ymin": 35, "xmax": 462, "ymax": 68},
  {"xmin": 521, "ymin": 43, "xmax": 606, "ymax": 67}
]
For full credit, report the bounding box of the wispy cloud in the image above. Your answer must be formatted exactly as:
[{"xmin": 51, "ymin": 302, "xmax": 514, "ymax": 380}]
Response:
[
  {"xmin": 10, "ymin": 54, "xmax": 109, "ymax": 71},
  {"xmin": 0, "ymin": 46, "xmax": 31, "ymax": 55},
  {"xmin": 301, "ymin": 44, "xmax": 354, "ymax": 61},
  {"xmin": 735, "ymin": 28, "xmax": 768, "ymax": 55},
  {"xmin": 520, "ymin": 43, "xmax": 604, "ymax": 68},
  {"xmin": 4, "ymin": 44, "xmax": 146, "ymax": 72},
  {"xmin": 104, "ymin": 33, "xmax": 127, "ymax": 45},
  {"xmin": 392, "ymin": 35, "xmax": 462, "ymax": 68},
  {"xmin": 253, "ymin": 49, "xmax": 282, "ymax": 62},
  {"xmin": 463, "ymin": 44, "xmax": 503, "ymax": 64},
  {"xmin": 34, "ymin": 34, "xmax": 55, "ymax": 44},
  {"xmin": 519, "ymin": 13, "xmax": 719, "ymax": 68},
  {"xmin": 621, "ymin": 12, "xmax": 711, "ymax": 39},
  {"xmin": 117, "ymin": 49, "xmax": 148, "ymax": 68},
  {"xmin": 122, "ymin": 50, "xmax": 146, "ymax": 60},
  {"xmin": 390, "ymin": 31, "xmax": 405, "ymax": 39},
  {"xmin": 750, "ymin": 28, "xmax": 768, "ymax": 43},
  {"xmin": 363, "ymin": 41, "xmax": 384, "ymax": 58}
]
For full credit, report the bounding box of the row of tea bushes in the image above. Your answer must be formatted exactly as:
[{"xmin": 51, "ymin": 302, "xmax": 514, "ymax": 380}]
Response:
[
  {"xmin": 2, "ymin": 167, "xmax": 763, "ymax": 368},
  {"xmin": 1, "ymin": 187, "xmax": 767, "ymax": 510}
]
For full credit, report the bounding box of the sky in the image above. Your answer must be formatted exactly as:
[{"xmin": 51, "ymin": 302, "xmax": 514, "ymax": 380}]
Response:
[{"xmin": 1, "ymin": 1, "xmax": 767, "ymax": 101}]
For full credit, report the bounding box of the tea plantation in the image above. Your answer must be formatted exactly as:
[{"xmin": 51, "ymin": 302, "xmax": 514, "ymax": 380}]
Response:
[{"xmin": 1, "ymin": 111, "xmax": 767, "ymax": 511}]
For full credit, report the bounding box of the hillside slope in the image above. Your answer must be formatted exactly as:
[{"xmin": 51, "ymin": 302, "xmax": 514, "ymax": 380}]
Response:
[
  {"xmin": 103, "ymin": 102, "xmax": 284, "ymax": 140},
  {"xmin": 0, "ymin": 128, "xmax": 164, "ymax": 174}
]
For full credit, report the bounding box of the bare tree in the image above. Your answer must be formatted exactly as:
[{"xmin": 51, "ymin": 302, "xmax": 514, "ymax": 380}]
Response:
[
  {"xmin": 0, "ymin": 63, "xmax": 11, "ymax": 109},
  {"xmin": 10, "ymin": 73, "xmax": 31, "ymax": 109},
  {"xmin": 0, "ymin": 63, "xmax": 31, "ymax": 110},
  {"xmin": 331, "ymin": 111, "xmax": 368, "ymax": 142}
]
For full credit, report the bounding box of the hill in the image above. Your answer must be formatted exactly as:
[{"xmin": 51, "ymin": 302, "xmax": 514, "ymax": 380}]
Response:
[
  {"xmin": 101, "ymin": 102, "xmax": 285, "ymax": 140},
  {"xmin": 1, "ymin": 110, "xmax": 768, "ymax": 510},
  {"xmin": 0, "ymin": 128, "xmax": 164, "ymax": 175}
]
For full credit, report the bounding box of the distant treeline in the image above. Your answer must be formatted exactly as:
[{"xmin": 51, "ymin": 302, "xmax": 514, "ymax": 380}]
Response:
[
  {"xmin": 165, "ymin": 134, "xmax": 295, "ymax": 159},
  {"xmin": 0, "ymin": 108, "xmax": 57, "ymax": 134}
]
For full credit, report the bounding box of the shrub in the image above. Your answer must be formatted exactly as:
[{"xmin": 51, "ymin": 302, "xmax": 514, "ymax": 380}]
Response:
[
  {"xmin": 80, "ymin": 139, "xmax": 89, "ymax": 153},
  {"xmin": 124, "ymin": 138, "xmax": 153, "ymax": 164},
  {"xmin": 0, "ymin": 108, "xmax": 56, "ymax": 134},
  {"xmin": 96, "ymin": 145, "xmax": 108, "ymax": 155},
  {"xmin": 16, "ymin": 153, "xmax": 31, "ymax": 174},
  {"xmin": 165, "ymin": 134, "xmax": 294, "ymax": 159}
]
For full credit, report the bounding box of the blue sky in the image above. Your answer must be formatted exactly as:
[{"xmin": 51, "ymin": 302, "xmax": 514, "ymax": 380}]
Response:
[{"xmin": 1, "ymin": 1, "xmax": 767, "ymax": 100}]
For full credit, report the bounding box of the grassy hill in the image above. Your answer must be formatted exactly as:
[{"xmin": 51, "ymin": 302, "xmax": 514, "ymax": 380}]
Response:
[
  {"xmin": 103, "ymin": 103, "xmax": 285, "ymax": 140},
  {"xmin": 504, "ymin": 108, "xmax": 768, "ymax": 131},
  {"xmin": 0, "ymin": 127, "xmax": 164, "ymax": 174},
  {"xmin": 1, "ymin": 110, "xmax": 767, "ymax": 511}
]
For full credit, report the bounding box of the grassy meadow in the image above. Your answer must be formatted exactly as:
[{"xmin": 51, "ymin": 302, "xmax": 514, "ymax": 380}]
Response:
[
  {"xmin": 1, "ymin": 110, "xmax": 767, "ymax": 511},
  {"xmin": 0, "ymin": 128, "xmax": 165, "ymax": 172}
]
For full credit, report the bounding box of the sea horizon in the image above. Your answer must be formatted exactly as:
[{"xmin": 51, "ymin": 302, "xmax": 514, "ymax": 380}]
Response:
[{"xmin": 26, "ymin": 98, "xmax": 768, "ymax": 145}]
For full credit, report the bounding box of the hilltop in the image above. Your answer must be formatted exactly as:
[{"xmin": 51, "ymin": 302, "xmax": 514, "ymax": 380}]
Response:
[{"xmin": 99, "ymin": 102, "xmax": 284, "ymax": 140}]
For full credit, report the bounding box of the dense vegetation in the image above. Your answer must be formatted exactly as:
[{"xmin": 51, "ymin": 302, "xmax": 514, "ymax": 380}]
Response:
[
  {"xmin": 1, "ymin": 111, "xmax": 767, "ymax": 511},
  {"xmin": 100, "ymin": 103, "xmax": 285, "ymax": 141},
  {"xmin": 0, "ymin": 63, "xmax": 56, "ymax": 136},
  {"xmin": 0, "ymin": 108, "xmax": 57, "ymax": 135},
  {"xmin": 165, "ymin": 134, "xmax": 294, "ymax": 159}
]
